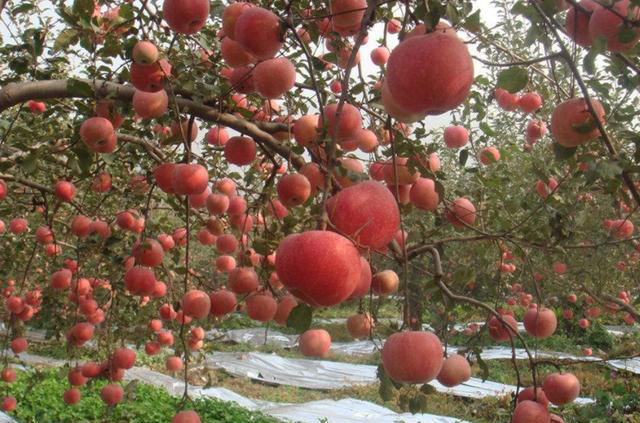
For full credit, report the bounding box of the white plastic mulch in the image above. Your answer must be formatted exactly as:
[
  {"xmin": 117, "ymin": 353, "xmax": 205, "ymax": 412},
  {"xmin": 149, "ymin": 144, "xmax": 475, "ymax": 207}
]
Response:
[
  {"xmin": 8, "ymin": 352, "xmax": 472, "ymax": 423},
  {"xmin": 211, "ymin": 328, "xmax": 640, "ymax": 375},
  {"xmin": 204, "ymin": 351, "xmax": 594, "ymax": 405}
]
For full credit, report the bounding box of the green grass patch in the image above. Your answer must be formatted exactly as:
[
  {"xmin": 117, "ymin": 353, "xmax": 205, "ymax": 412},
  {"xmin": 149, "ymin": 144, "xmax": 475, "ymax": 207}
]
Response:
[{"xmin": 6, "ymin": 368, "xmax": 282, "ymax": 423}]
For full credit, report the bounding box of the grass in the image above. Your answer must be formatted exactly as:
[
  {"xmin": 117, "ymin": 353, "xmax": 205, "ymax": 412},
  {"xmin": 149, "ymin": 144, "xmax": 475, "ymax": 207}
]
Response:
[{"xmin": 5, "ymin": 368, "xmax": 282, "ymax": 423}]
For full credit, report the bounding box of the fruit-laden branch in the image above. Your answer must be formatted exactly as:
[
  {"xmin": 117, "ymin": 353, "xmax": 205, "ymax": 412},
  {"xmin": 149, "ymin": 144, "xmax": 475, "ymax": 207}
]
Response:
[
  {"xmin": 421, "ymin": 245, "xmax": 539, "ymax": 388},
  {"xmin": 118, "ymin": 134, "xmax": 166, "ymax": 163},
  {"xmin": 0, "ymin": 79, "xmax": 304, "ymax": 169},
  {"xmin": 0, "ymin": 172, "xmax": 84, "ymax": 213},
  {"xmin": 581, "ymin": 285, "xmax": 640, "ymax": 322},
  {"xmin": 407, "ymin": 234, "xmax": 640, "ymax": 259},
  {"xmin": 529, "ymin": 1, "xmax": 640, "ymax": 209}
]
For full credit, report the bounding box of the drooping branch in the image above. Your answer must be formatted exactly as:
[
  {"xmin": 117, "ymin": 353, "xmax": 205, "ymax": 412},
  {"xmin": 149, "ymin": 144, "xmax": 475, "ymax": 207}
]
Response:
[
  {"xmin": 0, "ymin": 172, "xmax": 84, "ymax": 213},
  {"xmin": 0, "ymin": 79, "xmax": 304, "ymax": 169}
]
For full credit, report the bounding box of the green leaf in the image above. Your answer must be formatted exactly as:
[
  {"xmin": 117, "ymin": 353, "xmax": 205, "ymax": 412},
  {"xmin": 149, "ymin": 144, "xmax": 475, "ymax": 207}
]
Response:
[
  {"xmin": 119, "ymin": 3, "xmax": 135, "ymax": 20},
  {"xmin": 67, "ymin": 79, "xmax": 93, "ymax": 97},
  {"xmin": 553, "ymin": 143, "xmax": 577, "ymax": 160},
  {"xmin": 496, "ymin": 67, "xmax": 528, "ymax": 93},
  {"xmin": 286, "ymin": 304, "xmax": 312, "ymax": 333},
  {"xmin": 479, "ymin": 121, "xmax": 495, "ymax": 136},
  {"xmin": 463, "ymin": 10, "xmax": 481, "ymax": 32},
  {"xmin": 618, "ymin": 25, "xmax": 637, "ymax": 43},
  {"xmin": 12, "ymin": 3, "xmax": 35, "ymax": 14},
  {"xmin": 472, "ymin": 350, "xmax": 489, "ymax": 381},
  {"xmin": 583, "ymin": 48, "xmax": 599, "ymax": 75},
  {"xmin": 20, "ymin": 152, "xmax": 38, "ymax": 173},
  {"xmin": 72, "ymin": 0, "xmax": 94, "ymax": 18},
  {"xmin": 409, "ymin": 393, "xmax": 428, "ymax": 414},
  {"xmin": 54, "ymin": 29, "xmax": 78, "ymax": 52},
  {"xmin": 74, "ymin": 146, "xmax": 93, "ymax": 176},
  {"xmin": 420, "ymin": 384, "xmax": 436, "ymax": 395},
  {"xmin": 459, "ymin": 149, "xmax": 469, "ymax": 166},
  {"xmin": 571, "ymin": 118, "xmax": 598, "ymax": 134}
]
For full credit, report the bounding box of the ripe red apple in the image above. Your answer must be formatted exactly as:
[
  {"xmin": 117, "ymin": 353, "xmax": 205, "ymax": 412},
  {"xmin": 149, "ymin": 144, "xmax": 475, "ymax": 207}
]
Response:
[
  {"xmin": 487, "ymin": 314, "xmax": 519, "ymax": 342},
  {"xmin": 445, "ymin": 197, "xmax": 476, "ymax": 228},
  {"xmin": 246, "ymin": 293, "xmax": 277, "ymax": 322},
  {"xmin": 132, "ymin": 40, "xmax": 159, "ymax": 65},
  {"xmin": 535, "ymin": 178, "xmax": 558, "ymax": 199},
  {"xmin": 209, "ymin": 289, "xmax": 237, "ymax": 316},
  {"xmin": 346, "ymin": 313, "xmax": 374, "ymax": 339},
  {"xmin": 51, "ymin": 269, "xmax": 72, "ymax": 290},
  {"xmin": 133, "ymin": 239, "xmax": 164, "ymax": 267},
  {"xmin": 9, "ymin": 218, "xmax": 28, "ymax": 234},
  {"xmin": 277, "ymin": 173, "xmax": 311, "ymax": 207},
  {"xmin": 216, "ymin": 234, "xmax": 238, "ymax": 254},
  {"xmin": 276, "ymin": 231, "xmax": 361, "ymax": 306},
  {"xmin": 91, "ymin": 172, "xmax": 112, "ymax": 192},
  {"xmin": 171, "ymin": 163, "xmax": 209, "ymax": 195},
  {"xmin": 124, "ymin": 267, "xmax": 156, "ymax": 296},
  {"xmin": 1, "ymin": 368, "xmax": 16, "ymax": 383},
  {"xmin": 334, "ymin": 157, "xmax": 365, "ymax": 188},
  {"xmin": 495, "ymin": 88, "xmax": 519, "ymax": 111},
  {"xmin": 35, "ymin": 226, "xmax": 54, "ymax": 244},
  {"xmin": 221, "ymin": 37, "xmax": 255, "ymax": 67},
  {"xmin": 518, "ymin": 92, "xmax": 543, "ymax": 113},
  {"xmin": 517, "ymin": 387, "xmax": 549, "ymax": 408},
  {"xmin": 228, "ymin": 267, "xmax": 259, "ymax": 294},
  {"xmin": 130, "ymin": 59, "xmax": 171, "ymax": 93},
  {"xmin": 349, "ymin": 257, "xmax": 372, "ymax": 299},
  {"xmin": 100, "ymin": 384, "xmax": 123, "ymax": 406},
  {"xmin": 326, "ymin": 180, "xmax": 400, "ymax": 249},
  {"xmin": 112, "ymin": 347, "xmax": 136, "ymax": 369},
  {"xmin": 523, "ymin": 307, "xmax": 557, "ymax": 339},
  {"xmin": 166, "ymin": 356, "xmax": 183, "ymax": 372},
  {"xmin": 410, "ymin": 178, "xmax": 439, "ymax": 211},
  {"xmin": 298, "ymin": 329, "xmax": 331, "ymax": 357},
  {"xmin": 182, "ymin": 289, "xmax": 211, "ymax": 319},
  {"xmin": 323, "ymin": 103, "xmax": 362, "ymax": 141},
  {"xmin": 551, "ymin": 97, "xmax": 605, "ymax": 147},
  {"xmin": 330, "ymin": 0, "xmax": 366, "ymax": 35},
  {"xmin": 436, "ymin": 354, "xmax": 471, "ymax": 387},
  {"xmin": 511, "ymin": 400, "xmax": 550, "ymax": 423},
  {"xmin": 80, "ymin": 117, "xmax": 116, "ymax": 153},
  {"xmin": 28, "ymin": 100, "xmax": 46, "ymax": 113},
  {"xmin": 234, "ymin": 7, "xmax": 283, "ymax": 60},
  {"xmin": 273, "ymin": 295, "xmax": 298, "ymax": 325},
  {"xmin": 371, "ymin": 46, "xmax": 390, "ymax": 66},
  {"xmin": 293, "ymin": 115, "xmax": 319, "ymax": 146},
  {"xmin": 206, "ymin": 126, "xmax": 229, "ymax": 146},
  {"xmin": 382, "ymin": 331, "xmax": 443, "ymax": 384},
  {"xmin": 443, "ymin": 125, "xmax": 469, "ymax": 148},
  {"xmin": 386, "ymin": 32, "xmax": 473, "ymax": 115},
  {"xmin": 133, "ymin": 89, "xmax": 168, "ymax": 119},
  {"xmin": 254, "ymin": 58, "xmax": 296, "ymax": 99},
  {"xmin": 565, "ymin": 0, "xmax": 599, "ymax": 47},
  {"xmin": 543, "ymin": 373, "xmax": 580, "ymax": 405},
  {"xmin": 225, "ymin": 136, "xmax": 257, "ymax": 166},
  {"xmin": 163, "ymin": 0, "xmax": 209, "ymax": 34},
  {"xmin": 222, "ymin": 2, "xmax": 253, "ymax": 40},
  {"xmin": 371, "ymin": 270, "xmax": 399, "ymax": 295},
  {"xmin": 1, "ymin": 396, "xmax": 16, "ymax": 412},
  {"xmin": 589, "ymin": 0, "xmax": 639, "ymax": 52},
  {"xmin": 172, "ymin": 410, "xmax": 201, "ymax": 423},
  {"xmin": 63, "ymin": 387, "xmax": 81, "ymax": 405},
  {"xmin": 478, "ymin": 146, "xmax": 500, "ymax": 165},
  {"xmin": 10, "ymin": 337, "xmax": 28, "ymax": 354}
]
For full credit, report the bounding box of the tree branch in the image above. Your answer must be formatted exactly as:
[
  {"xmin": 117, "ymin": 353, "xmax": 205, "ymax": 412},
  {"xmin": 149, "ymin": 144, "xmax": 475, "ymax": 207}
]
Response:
[{"xmin": 0, "ymin": 79, "xmax": 304, "ymax": 169}]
